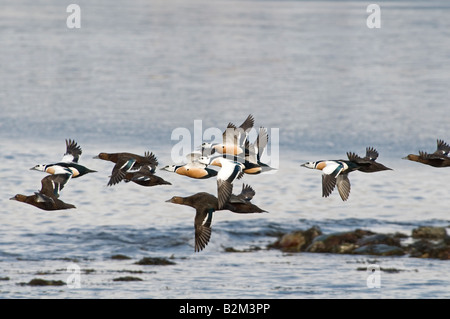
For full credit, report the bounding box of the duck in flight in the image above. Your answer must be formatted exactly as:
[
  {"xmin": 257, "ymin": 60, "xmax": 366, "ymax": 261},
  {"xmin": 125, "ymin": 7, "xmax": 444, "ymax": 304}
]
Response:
[
  {"xmin": 10, "ymin": 173, "xmax": 76, "ymax": 211},
  {"xmin": 161, "ymin": 151, "xmax": 217, "ymax": 179},
  {"xmin": 403, "ymin": 139, "xmax": 450, "ymax": 167},
  {"xmin": 124, "ymin": 165, "xmax": 172, "ymax": 187},
  {"xmin": 301, "ymin": 159, "xmax": 360, "ymax": 201},
  {"xmin": 198, "ymin": 156, "xmax": 245, "ymax": 209},
  {"xmin": 346, "ymin": 147, "xmax": 392, "ymax": 173},
  {"xmin": 93, "ymin": 151, "xmax": 158, "ymax": 186},
  {"xmin": 241, "ymin": 127, "xmax": 275, "ymax": 174},
  {"xmin": 31, "ymin": 139, "xmax": 97, "ymax": 178},
  {"xmin": 201, "ymin": 114, "xmax": 254, "ymax": 157},
  {"xmin": 166, "ymin": 184, "xmax": 266, "ymax": 252}
]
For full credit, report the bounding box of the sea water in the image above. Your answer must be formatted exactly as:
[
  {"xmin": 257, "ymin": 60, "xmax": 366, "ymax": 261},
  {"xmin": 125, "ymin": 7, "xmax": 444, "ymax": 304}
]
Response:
[{"xmin": 1, "ymin": 0, "xmax": 449, "ymax": 299}]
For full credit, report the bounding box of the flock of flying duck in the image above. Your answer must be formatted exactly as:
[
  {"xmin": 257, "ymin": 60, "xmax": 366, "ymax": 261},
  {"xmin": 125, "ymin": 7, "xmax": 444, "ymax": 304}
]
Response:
[{"xmin": 9, "ymin": 115, "xmax": 450, "ymax": 252}]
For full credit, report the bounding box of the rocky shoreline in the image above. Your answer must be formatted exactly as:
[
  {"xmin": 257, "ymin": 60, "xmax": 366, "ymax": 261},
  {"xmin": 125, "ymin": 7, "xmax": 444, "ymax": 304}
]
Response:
[{"xmin": 268, "ymin": 226, "xmax": 450, "ymax": 260}]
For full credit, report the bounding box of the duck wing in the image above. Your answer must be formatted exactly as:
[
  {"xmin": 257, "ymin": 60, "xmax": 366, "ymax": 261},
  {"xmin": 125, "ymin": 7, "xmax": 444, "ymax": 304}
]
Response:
[
  {"xmin": 61, "ymin": 139, "xmax": 82, "ymax": 163},
  {"xmin": 40, "ymin": 173, "xmax": 72, "ymax": 198},
  {"xmin": 237, "ymin": 184, "xmax": 255, "ymax": 202},
  {"xmin": 336, "ymin": 174, "xmax": 351, "ymax": 201},
  {"xmin": 322, "ymin": 174, "xmax": 337, "ymax": 198},
  {"xmin": 108, "ymin": 158, "xmax": 136, "ymax": 186},
  {"xmin": 194, "ymin": 208, "xmax": 213, "ymax": 252},
  {"xmin": 434, "ymin": 139, "xmax": 450, "ymax": 157},
  {"xmin": 364, "ymin": 147, "xmax": 379, "ymax": 161}
]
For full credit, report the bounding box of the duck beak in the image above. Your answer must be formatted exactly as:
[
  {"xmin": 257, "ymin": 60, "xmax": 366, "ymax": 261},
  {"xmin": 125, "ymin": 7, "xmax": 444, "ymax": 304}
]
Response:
[{"xmin": 92, "ymin": 155, "xmax": 99, "ymax": 159}]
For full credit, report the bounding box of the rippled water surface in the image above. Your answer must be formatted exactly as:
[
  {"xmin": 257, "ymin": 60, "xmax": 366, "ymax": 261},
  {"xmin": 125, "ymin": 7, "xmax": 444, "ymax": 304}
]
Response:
[{"xmin": 1, "ymin": 0, "xmax": 450, "ymax": 299}]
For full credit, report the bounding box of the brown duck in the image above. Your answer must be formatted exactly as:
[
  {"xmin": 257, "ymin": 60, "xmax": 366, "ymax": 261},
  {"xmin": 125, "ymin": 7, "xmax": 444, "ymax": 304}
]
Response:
[
  {"xmin": 10, "ymin": 174, "xmax": 76, "ymax": 211},
  {"xmin": 93, "ymin": 151, "xmax": 158, "ymax": 186},
  {"xmin": 166, "ymin": 184, "xmax": 266, "ymax": 252},
  {"xmin": 403, "ymin": 139, "xmax": 450, "ymax": 167},
  {"xmin": 124, "ymin": 166, "xmax": 171, "ymax": 187},
  {"xmin": 347, "ymin": 147, "xmax": 392, "ymax": 173}
]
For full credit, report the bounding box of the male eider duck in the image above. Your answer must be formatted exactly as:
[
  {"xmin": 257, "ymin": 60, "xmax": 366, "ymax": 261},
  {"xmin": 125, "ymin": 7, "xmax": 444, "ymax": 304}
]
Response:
[
  {"xmin": 166, "ymin": 184, "xmax": 266, "ymax": 252},
  {"xmin": 10, "ymin": 173, "xmax": 76, "ymax": 211},
  {"xmin": 198, "ymin": 156, "xmax": 245, "ymax": 209},
  {"xmin": 94, "ymin": 151, "xmax": 158, "ymax": 186},
  {"xmin": 347, "ymin": 147, "xmax": 392, "ymax": 173},
  {"xmin": 403, "ymin": 139, "xmax": 450, "ymax": 167},
  {"xmin": 161, "ymin": 152, "xmax": 217, "ymax": 179},
  {"xmin": 241, "ymin": 127, "xmax": 275, "ymax": 174},
  {"xmin": 31, "ymin": 139, "xmax": 97, "ymax": 178},
  {"xmin": 301, "ymin": 159, "xmax": 360, "ymax": 201},
  {"xmin": 201, "ymin": 114, "xmax": 254, "ymax": 157}
]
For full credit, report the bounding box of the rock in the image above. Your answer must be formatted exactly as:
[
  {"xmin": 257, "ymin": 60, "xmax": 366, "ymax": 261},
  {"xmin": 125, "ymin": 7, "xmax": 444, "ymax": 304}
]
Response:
[
  {"xmin": 268, "ymin": 226, "xmax": 450, "ymax": 259},
  {"xmin": 135, "ymin": 257, "xmax": 175, "ymax": 265},
  {"xmin": 24, "ymin": 278, "xmax": 66, "ymax": 286},
  {"xmin": 268, "ymin": 226, "xmax": 322, "ymax": 252},
  {"xmin": 408, "ymin": 237, "xmax": 450, "ymax": 260},
  {"xmin": 412, "ymin": 226, "xmax": 447, "ymax": 239},
  {"xmin": 306, "ymin": 229, "xmax": 374, "ymax": 254},
  {"xmin": 223, "ymin": 246, "xmax": 262, "ymax": 253},
  {"xmin": 113, "ymin": 276, "xmax": 143, "ymax": 282},
  {"xmin": 110, "ymin": 254, "xmax": 132, "ymax": 260},
  {"xmin": 356, "ymin": 234, "xmax": 402, "ymax": 247},
  {"xmin": 353, "ymin": 244, "xmax": 405, "ymax": 256}
]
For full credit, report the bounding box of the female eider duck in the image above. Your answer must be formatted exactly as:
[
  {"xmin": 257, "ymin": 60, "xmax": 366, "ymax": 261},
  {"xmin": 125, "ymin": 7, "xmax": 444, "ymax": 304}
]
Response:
[
  {"xmin": 226, "ymin": 184, "xmax": 267, "ymax": 214},
  {"xmin": 94, "ymin": 151, "xmax": 158, "ymax": 186},
  {"xmin": 124, "ymin": 165, "xmax": 171, "ymax": 187},
  {"xmin": 10, "ymin": 173, "xmax": 76, "ymax": 211},
  {"xmin": 347, "ymin": 147, "xmax": 392, "ymax": 173},
  {"xmin": 31, "ymin": 139, "xmax": 97, "ymax": 178},
  {"xmin": 166, "ymin": 184, "xmax": 266, "ymax": 252},
  {"xmin": 301, "ymin": 159, "xmax": 360, "ymax": 201},
  {"xmin": 403, "ymin": 139, "xmax": 450, "ymax": 167},
  {"xmin": 166, "ymin": 192, "xmax": 217, "ymax": 252}
]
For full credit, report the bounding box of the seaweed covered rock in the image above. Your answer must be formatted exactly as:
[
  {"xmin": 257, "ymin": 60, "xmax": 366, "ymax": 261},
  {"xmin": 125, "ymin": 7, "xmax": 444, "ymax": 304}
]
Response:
[
  {"xmin": 268, "ymin": 226, "xmax": 322, "ymax": 252},
  {"xmin": 408, "ymin": 237, "xmax": 450, "ymax": 260},
  {"xmin": 412, "ymin": 226, "xmax": 447, "ymax": 239},
  {"xmin": 135, "ymin": 257, "xmax": 175, "ymax": 265},
  {"xmin": 306, "ymin": 229, "xmax": 375, "ymax": 254},
  {"xmin": 24, "ymin": 278, "xmax": 65, "ymax": 286},
  {"xmin": 353, "ymin": 244, "xmax": 405, "ymax": 256},
  {"xmin": 269, "ymin": 225, "xmax": 450, "ymax": 259}
]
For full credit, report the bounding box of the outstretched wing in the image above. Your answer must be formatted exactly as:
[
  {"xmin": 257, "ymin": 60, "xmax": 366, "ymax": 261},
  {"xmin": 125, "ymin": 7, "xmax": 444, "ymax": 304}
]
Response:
[
  {"xmin": 40, "ymin": 173, "xmax": 73, "ymax": 198},
  {"xmin": 194, "ymin": 209, "xmax": 213, "ymax": 252},
  {"xmin": 237, "ymin": 184, "xmax": 255, "ymax": 202},
  {"xmin": 322, "ymin": 174, "xmax": 336, "ymax": 198},
  {"xmin": 61, "ymin": 139, "xmax": 82, "ymax": 163},
  {"xmin": 108, "ymin": 159, "xmax": 136, "ymax": 186},
  {"xmin": 336, "ymin": 174, "xmax": 351, "ymax": 201},
  {"xmin": 434, "ymin": 139, "xmax": 450, "ymax": 157}
]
